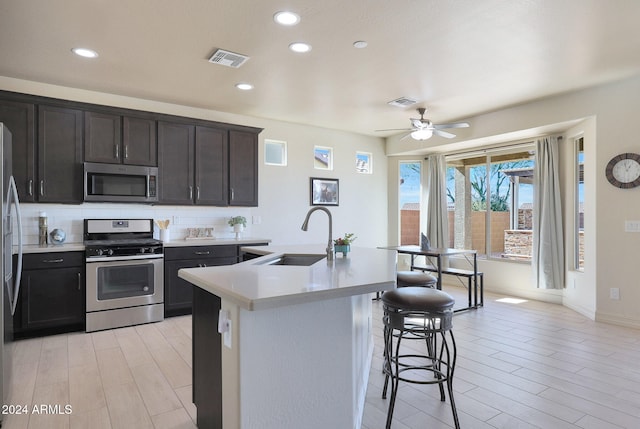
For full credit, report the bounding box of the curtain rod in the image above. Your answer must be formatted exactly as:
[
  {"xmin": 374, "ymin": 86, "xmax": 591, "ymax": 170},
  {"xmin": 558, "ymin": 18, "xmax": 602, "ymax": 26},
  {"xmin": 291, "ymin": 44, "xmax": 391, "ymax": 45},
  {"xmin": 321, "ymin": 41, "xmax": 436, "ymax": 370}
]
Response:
[{"xmin": 425, "ymin": 134, "xmax": 563, "ymax": 160}]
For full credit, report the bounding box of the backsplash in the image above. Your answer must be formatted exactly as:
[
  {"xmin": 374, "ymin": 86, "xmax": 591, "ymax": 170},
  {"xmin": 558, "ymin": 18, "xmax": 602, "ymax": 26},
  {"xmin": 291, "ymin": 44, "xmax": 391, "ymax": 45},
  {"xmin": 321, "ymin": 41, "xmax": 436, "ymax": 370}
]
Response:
[{"xmin": 15, "ymin": 203, "xmax": 253, "ymax": 246}]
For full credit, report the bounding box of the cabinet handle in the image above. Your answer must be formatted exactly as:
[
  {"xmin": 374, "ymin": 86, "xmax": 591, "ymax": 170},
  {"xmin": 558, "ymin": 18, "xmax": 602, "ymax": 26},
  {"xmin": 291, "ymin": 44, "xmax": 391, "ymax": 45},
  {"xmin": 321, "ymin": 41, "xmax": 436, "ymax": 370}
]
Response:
[
  {"xmin": 42, "ymin": 258, "xmax": 64, "ymax": 264},
  {"xmin": 196, "ymin": 186, "xmax": 200, "ymax": 200},
  {"xmin": 124, "ymin": 145, "xmax": 128, "ymax": 159},
  {"xmin": 115, "ymin": 144, "xmax": 119, "ymax": 159},
  {"xmin": 28, "ymin": 179, "xmax": 33, "ymax": 196},
  {"xmin": 194, "ymin": 251, "xmax": 210, "ymax": 256},
  {"xmin": 40, "ymin": 180, "xmax": 44, "ymax": 196},
  {"xmin": 189, "ymin": 186, "xmax": 193, "ymax": 200},
  {"xmin": 231, "ymin": 188, "xmax": 235, "ymax": 201},
  {"xmin": 77, "ymin": 272, "xmax": 82, "ymax": 291}
]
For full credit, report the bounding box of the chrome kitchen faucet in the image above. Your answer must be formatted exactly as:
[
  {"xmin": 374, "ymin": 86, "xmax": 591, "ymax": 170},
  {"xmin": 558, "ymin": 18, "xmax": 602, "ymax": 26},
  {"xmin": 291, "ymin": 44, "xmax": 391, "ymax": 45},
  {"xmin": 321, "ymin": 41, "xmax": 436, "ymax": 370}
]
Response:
[{"xmin": 301, "ymin": 207, "xmax": 334, "ymax": 261}]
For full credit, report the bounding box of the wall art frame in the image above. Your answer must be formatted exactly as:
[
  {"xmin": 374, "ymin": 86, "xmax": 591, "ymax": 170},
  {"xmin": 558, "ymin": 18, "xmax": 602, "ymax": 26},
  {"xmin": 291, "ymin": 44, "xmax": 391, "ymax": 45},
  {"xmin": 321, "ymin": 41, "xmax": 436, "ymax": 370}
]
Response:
[{"xmin": 310, "ymin": 177, "xmax": 339, "ymax": 206}]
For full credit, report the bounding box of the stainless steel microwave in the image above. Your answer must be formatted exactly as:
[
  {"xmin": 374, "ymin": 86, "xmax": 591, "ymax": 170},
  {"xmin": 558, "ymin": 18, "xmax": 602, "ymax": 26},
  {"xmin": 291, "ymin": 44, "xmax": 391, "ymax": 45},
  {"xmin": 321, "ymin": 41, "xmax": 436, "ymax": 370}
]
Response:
[{"xmin": 84, "ymin": 162, "xmax": 158, "ymax": 203}]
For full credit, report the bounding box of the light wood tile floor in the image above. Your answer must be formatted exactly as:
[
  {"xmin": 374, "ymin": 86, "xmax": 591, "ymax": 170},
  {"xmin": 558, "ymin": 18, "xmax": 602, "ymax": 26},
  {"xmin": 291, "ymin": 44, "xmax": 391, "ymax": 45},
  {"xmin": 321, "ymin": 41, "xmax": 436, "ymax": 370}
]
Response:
[{"xmin": 4, "ymin": 286, "xmax": 640, "ymax": 428}]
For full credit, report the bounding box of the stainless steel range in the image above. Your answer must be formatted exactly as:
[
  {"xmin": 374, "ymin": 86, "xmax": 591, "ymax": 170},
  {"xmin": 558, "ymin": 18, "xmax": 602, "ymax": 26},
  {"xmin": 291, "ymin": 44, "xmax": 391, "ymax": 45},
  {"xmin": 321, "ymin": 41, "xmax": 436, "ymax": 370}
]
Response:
[{"xmin": 84, "ymin": 219, "xmax": 164, "ymax": 332}]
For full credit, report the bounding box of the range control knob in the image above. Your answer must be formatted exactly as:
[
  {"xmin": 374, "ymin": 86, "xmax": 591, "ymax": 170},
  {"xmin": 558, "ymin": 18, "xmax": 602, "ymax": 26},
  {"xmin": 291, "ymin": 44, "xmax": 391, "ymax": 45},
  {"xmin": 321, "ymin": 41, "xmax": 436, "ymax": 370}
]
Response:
[
  {"xmin": 140, "ymin": 247, "xmax": 147, "ymax": 254},
  {"xmin": 107, "ymin": 249, "xmax": 114, "ymax": 256},
  {"xmin": 96, "ymin": 249, "xmax": 104, "ymax": 256}
]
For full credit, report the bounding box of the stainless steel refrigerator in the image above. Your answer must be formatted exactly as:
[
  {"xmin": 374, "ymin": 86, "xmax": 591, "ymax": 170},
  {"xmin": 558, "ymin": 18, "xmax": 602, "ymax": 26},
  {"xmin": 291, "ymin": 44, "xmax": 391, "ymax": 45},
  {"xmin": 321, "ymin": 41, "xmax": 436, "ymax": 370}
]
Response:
[{"xmin": 1, "ymin": 123, "xmax": 23, "ymax": 422}]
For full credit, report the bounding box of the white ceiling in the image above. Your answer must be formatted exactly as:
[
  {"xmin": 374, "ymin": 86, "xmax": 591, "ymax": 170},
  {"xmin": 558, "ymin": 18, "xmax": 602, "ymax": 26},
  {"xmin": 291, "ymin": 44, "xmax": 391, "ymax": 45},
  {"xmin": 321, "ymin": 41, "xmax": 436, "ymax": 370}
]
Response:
[{"xmin": 2, "ymin": 0, "xmax": 640, "ymax": 138}]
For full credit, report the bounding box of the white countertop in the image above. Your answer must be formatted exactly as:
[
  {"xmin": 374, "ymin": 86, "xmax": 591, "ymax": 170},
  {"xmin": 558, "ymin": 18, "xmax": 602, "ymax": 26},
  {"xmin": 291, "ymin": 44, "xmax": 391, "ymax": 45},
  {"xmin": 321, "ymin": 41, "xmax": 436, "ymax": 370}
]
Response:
[
  {"xmin": 20, "ymin": 243, "xmax": 86, "ymax": 253},
  {"xmin": 178, "ymin": 244, "xmax": 397, "ymax": 311},
  {"xmin": 17, "ymin": 237, "xmax": 271, "ymax": 254}
]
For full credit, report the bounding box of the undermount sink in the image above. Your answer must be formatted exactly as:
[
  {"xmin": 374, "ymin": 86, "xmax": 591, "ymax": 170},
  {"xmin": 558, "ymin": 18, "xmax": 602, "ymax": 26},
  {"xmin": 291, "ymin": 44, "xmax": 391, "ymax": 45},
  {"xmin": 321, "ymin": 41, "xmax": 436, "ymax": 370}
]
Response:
[{"xmin": 258, "ymin": 254, "xmax": 326, "ymax": 266}]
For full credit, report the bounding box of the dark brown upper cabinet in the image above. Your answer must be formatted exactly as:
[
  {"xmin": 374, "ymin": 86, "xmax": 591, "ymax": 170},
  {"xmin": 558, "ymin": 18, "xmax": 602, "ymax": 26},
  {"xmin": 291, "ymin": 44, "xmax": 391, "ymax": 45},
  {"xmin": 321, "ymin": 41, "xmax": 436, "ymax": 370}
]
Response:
[
  {"xmin": 195, "ymin": 126, "xmax": 228, "ymax": 206},
  {"xmin": 123, "ymin": 116, "xmax": 157, "ymax": 166},
  {"xmin": 1, "ymin": 90, "xmax": 260, "ymax": 206},
  {"xmin": 38, "ymin": 105, "xmax": 83, "ymax": 203},
  {"xmin": 0, "ymin": 99, "xmax": 36, "ymax": 202},
  {"xmin": 158, "ymin": 121, "xmax": 195, "ymax": 205},
  {"xmin": 158, "ymin": 122, "xmax": 258, "ymax": 206},
  {"xmin": 158, "ymin": 122, "xmax": 230, "ymax": 206},
  {"xmin": 229, "ymin": 130, "xmax": 258, "ymax": 206},
  {"xmin": 85, "ymin": 111, "xmax": 156, "ymax": 166}
]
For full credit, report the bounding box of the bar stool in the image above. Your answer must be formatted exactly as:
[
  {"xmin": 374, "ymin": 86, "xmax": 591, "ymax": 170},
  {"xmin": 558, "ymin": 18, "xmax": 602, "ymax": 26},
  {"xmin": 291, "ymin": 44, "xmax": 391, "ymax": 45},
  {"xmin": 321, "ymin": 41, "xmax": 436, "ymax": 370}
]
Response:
[
  {"xmin": 382, "ymin": 287, "xmax": 459, "ymax": 429},
  {"xmin": 396, "ymin": 270, "xmax": 437, "ymax": 288}
]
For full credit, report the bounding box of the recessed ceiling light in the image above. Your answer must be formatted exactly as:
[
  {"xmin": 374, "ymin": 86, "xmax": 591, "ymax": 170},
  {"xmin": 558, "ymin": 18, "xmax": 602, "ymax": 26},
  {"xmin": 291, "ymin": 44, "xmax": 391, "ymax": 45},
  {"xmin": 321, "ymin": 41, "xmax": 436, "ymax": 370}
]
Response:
[
  {"xmin": 289, "ymin": 42, "xmax": 312, "ymax": 53},
  {"xmin": 353, "ymin": 41, "xmax": 368, "ymax": 49},
  {"xmin": 72, "ymin": 47, "xmax": 98, "ymax": 58},
  {"xmin": 274, "ymin": 11, "xmax": 300, "ymax": 26},
  {"xmin": 235, "ymin": 83, "xmax": 253, "ymax": 91}
]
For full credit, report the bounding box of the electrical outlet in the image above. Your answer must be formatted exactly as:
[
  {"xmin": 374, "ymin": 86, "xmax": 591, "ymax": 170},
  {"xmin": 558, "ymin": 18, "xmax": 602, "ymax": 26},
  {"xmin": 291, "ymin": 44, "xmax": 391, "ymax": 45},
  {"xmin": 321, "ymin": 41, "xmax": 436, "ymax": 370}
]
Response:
[
  {"xmin": 625, "ymin": 221, "xmax": 640, "ymax": 232},
  {"xmin": 610, "ymin": 288, "xmax": 620, "ymax": 300},
  {"xmin": 252, "ymin": 215, "xmax": 262, "ymax": 225}
]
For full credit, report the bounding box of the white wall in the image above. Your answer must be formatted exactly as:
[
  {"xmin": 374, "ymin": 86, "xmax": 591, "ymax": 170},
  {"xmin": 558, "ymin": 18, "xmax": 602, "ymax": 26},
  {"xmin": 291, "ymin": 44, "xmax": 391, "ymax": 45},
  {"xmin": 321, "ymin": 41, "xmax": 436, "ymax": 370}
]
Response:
[
  {"xmin": 387, "ymin": 73, "xmax": 640, "ymax": 328},
  {"xmin": 0, "ymin": 77, "xmax": 388, "ymax": 249}
]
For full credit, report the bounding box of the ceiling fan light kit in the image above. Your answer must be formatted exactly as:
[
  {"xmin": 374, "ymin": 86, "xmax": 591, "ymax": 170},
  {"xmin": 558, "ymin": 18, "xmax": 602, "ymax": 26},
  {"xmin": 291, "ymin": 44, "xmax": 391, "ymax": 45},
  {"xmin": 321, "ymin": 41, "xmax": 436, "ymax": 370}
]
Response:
[{"xmin": 410, "ymin": 129, "xmax": 433, "ymax": 140}]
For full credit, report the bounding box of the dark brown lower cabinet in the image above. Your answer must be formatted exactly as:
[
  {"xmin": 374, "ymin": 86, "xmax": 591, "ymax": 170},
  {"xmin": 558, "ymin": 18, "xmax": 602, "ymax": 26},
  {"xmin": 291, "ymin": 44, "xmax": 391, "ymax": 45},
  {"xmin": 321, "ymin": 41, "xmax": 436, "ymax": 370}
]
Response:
[
  {"xmin": 164, "ymin": 243, "xmax": 268, "ymax": 317},
  {"xmin": 14, "ymin": 252, "xmax": 85, "ymax": 338},
  {"xmin": 163, "ymin": 245, "xmax": 238, "ymax": 317}
]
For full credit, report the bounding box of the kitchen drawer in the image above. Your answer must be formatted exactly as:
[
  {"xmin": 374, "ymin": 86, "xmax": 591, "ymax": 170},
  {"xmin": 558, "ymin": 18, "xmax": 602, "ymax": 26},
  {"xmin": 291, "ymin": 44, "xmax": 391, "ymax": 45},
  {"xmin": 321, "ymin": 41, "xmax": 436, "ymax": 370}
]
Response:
[
  {"xmin": 164, "ymin": 245, "xmax": 237, "ymax": 261},
  {"xmin": 22, "ymin": 251, "xmax": 84, "ymax": 270}
]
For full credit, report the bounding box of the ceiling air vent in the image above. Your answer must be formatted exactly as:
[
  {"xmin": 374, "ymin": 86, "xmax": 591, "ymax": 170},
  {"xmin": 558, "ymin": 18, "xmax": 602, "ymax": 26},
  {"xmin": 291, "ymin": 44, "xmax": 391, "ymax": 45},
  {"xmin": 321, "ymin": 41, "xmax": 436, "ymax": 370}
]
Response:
[
  {"xmin": 387, "ymin": 97, "xmax": 418, "ymax": 108},
  {"xmin": 208, "ymin": 49, "xmax": 250, "ymax": 68}
]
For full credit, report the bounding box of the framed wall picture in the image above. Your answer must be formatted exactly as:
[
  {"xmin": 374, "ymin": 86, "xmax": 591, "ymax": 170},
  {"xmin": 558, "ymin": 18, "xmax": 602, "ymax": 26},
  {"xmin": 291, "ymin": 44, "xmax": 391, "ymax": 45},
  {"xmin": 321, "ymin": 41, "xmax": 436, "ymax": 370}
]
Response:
[
  {"xmin": 310, "ymin": 177, "xmax": 339, "ymax": 206},
  {"xmin": 264, "ymin": 139, "xmax": 287, "ymax": 166},
  {"xmin": 356, "ymin": 151, "xmax": 372, "ymax": 174},
  {"xmin": 314, "ymin": 146, "xmax": 333, "ymax": 170}
]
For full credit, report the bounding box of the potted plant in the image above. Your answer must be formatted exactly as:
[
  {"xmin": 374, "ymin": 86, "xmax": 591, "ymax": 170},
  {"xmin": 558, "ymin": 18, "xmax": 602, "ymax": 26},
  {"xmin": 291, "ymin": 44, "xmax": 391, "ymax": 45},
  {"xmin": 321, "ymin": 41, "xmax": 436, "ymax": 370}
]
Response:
[
  {"xmin": 333, "ymin": 233, "xmax": 356, "ymax": 257},
  {"xmin": 228, "ymin": 216, "xmax": 247, "ymax": 239}
]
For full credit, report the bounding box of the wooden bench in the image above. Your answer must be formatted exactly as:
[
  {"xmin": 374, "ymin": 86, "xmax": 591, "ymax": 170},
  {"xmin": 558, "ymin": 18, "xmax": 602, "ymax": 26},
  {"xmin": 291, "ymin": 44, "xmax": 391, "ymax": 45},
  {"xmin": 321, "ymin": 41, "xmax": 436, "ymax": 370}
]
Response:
[{"xmin": 412, "ymin": 265, "xmax": 484, "ymax": 310}]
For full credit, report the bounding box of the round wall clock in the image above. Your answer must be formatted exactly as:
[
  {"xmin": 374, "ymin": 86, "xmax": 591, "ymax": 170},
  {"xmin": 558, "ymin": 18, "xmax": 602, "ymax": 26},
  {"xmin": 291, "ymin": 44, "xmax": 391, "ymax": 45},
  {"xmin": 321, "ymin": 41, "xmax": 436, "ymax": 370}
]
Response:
[{"xmin": 605, "ymin": 152, "xmax": 640, "ymax": 188}]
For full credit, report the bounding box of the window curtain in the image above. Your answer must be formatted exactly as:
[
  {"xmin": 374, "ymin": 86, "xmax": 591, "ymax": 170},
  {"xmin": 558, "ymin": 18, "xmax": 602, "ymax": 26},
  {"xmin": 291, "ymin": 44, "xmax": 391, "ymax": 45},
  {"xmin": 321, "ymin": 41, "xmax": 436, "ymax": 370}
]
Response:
[
  {"xmin": 532, "ymin": 136, "xmax": 564, "ymax": 289},
  {"xmin": 426, "ymin": 155, "xmax": 449, "ymax": 249}
]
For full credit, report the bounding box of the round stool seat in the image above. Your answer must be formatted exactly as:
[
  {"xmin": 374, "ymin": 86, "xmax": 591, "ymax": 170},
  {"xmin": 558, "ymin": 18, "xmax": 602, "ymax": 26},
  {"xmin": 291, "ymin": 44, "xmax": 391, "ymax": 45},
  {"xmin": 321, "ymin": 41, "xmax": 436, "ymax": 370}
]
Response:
[
  {"xmin": 397, "ymin": 271, "xmax": 437, "ymax": 288},
  {"xmin": 382, "ymin": 287, "xmax": 454, "ymax": 312}
]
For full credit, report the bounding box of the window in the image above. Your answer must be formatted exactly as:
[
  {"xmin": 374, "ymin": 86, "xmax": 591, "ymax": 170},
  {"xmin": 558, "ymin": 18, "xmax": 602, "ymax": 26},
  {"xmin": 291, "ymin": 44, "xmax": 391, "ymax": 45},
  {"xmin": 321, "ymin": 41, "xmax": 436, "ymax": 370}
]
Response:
[
  {"xmin": 575, "ymin": 137, "xmax": 584, "ymax": 270},
  {"xmin": 399, "ymin": 161, "xmax": 422, "ymax": 245},
  {"xmin": 446, "ymin": 145, "xmax": 535, "ymax": 260}
]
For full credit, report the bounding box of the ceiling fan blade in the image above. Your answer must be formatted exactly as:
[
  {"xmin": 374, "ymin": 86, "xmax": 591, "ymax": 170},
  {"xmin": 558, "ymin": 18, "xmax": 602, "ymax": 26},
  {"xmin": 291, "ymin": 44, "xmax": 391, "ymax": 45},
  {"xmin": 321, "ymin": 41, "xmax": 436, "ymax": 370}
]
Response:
[
  {"xmin": 434, "ymin": 129, "xmax": 456, "ymax": 139},
  {"xmin": 433, "ymin": 122, "xmax": 470, "ymax": 129},
  {"xmin": 400, "ymin": 132, "xmax": 413, "ymax": 141},
  {"xmin": 375, "ymin": 128, "xmax": 414, "ymax": 132}
]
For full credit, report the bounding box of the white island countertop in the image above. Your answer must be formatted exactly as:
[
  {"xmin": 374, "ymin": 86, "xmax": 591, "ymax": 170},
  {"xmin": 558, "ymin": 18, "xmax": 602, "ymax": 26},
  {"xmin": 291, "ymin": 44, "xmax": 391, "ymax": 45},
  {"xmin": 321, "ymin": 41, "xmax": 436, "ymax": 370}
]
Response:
[{"xmin": 178, "ymin": 244, "xmax": 397, "ymax": 310}]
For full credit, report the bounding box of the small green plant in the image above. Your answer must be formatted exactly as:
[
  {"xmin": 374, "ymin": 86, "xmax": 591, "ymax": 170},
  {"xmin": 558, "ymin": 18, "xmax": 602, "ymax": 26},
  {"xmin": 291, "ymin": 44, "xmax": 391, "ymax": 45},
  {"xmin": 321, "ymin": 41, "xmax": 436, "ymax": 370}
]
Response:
[
  {"xmin": 228, "ymin": 216, "xmax": 247, "ymax": 227},
  {"xmin": 334, "ymin": 233, "xmax": 357, "ymax": 246}
]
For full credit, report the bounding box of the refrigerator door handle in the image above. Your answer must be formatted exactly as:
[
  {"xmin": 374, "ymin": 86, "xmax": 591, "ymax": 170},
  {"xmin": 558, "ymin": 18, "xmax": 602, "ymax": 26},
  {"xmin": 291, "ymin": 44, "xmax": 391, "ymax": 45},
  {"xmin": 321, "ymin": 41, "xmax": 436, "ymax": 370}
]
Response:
[{"xmin": 8, "ymin": 176, "xmax": 22, "ymax": 316}]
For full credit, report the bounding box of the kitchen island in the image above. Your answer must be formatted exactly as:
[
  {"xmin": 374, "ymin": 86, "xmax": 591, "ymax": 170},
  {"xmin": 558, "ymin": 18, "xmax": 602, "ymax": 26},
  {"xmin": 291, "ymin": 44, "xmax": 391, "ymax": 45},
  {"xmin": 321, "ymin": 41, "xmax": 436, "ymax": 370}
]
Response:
[{"xmin": 178, "ymin": 244, "xmax": 396, "ymax": 429}]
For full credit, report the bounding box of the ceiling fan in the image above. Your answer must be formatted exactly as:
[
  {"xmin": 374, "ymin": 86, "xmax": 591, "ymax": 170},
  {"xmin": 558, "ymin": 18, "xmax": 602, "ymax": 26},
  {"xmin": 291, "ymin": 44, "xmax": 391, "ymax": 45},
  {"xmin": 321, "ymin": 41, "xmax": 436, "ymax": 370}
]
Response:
[{"xmin": 376, "ymin": 108, "xmax": 470, "ymax": 140}]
